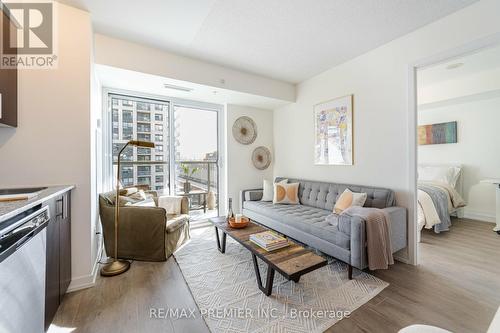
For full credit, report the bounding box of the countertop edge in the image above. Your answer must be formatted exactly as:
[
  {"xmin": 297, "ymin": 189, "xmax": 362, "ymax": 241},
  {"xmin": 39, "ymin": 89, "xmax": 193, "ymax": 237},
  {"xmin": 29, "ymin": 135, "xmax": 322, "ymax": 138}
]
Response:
[{"xmin": 0, "ymin": 185, "xmax": 75, "ymax": 223}]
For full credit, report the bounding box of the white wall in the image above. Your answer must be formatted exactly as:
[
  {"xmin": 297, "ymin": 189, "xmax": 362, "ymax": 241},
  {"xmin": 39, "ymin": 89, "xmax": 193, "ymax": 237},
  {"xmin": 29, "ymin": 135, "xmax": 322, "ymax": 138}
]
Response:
[
  {"xmin": 227, "ymin": 104, "xmax": 273, "ymax": 213},
  {"xmin": 417, "ymin": 68, "xmax": 500, "ymax": 222},
  {"xmin": 0, "ymin": 4, "xmax": 96, "ymax": 289},
  {"xmin": 94, "ymin": 34, "xmax": 296, "ymax": 103},
  {"xmin": 273, "ymin": 0, "xmax": 500, "ymax": 263}
]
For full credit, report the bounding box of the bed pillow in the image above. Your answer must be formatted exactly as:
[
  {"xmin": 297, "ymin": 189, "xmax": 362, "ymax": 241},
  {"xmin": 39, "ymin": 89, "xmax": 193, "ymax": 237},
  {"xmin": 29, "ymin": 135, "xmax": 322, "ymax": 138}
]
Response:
[
  {"xmin": 273, "ymin": 182, "xmax": 300, "ymax": 205},
  {"xmin": 334, "ymin": 189, "xmax": 367, "ymax": 214},
  {"xmin": 261, "ymin": 179, "xmax": 288, "ymax": 201},
  {"xmin": 418, "ymin": 165, "xmax": 461, "ymax": 187}
]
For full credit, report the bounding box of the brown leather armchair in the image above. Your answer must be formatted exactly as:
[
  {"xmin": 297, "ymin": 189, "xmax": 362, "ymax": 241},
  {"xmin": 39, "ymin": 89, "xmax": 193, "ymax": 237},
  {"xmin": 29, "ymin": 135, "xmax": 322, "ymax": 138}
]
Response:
[{"xmin": 99, "ymin": 190, "xmax": 190, "ymax": 261}]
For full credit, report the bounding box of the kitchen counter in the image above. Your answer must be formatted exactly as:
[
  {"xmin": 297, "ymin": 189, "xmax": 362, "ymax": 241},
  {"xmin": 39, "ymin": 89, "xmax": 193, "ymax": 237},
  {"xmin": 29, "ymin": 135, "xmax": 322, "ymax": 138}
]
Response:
[{"xmin": 0, "ymin": 185, "xmax": 74, "ymax": 223}]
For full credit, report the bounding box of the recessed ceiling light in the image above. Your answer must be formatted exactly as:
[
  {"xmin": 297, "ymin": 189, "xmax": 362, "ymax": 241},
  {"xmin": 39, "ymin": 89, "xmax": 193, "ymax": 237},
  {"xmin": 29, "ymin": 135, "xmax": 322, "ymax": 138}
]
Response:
[
  {"xmin": 445, "ymin": 62, "xmax": 464, "ymax": 70},
  {"xmin": 163, "ymin": 83, "xmax": 193, "ymax": 92}
]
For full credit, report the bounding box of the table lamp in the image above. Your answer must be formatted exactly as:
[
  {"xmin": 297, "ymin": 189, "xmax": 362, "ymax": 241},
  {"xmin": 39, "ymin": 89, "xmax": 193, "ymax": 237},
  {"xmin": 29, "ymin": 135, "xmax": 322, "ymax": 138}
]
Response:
[{"xmin": 101, "ymin": 140, "xmax": 155, "ymax": 276}]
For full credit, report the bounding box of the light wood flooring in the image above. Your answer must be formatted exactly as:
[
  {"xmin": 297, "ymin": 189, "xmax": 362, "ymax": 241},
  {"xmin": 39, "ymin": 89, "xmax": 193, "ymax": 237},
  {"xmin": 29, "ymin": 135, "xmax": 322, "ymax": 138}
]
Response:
[{"xmin": 51, "ymin": 218, "xmax": 500, "ymax": 333}]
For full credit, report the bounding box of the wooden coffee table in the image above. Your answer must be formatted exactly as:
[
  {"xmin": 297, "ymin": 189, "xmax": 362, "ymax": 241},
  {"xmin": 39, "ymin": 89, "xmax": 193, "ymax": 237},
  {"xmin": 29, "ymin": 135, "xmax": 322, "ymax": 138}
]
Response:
[{"xmin": 209, "ymin": 216, "xmax": 327, "ymax": 296}]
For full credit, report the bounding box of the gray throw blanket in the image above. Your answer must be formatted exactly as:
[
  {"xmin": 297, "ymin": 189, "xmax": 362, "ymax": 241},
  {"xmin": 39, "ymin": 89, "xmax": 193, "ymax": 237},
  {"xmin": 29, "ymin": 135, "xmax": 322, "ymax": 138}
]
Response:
[
  {"xmin": 341, "ymin": 206, "xmax": 394, "ymax": 270},
  {"xmin": 418, "ymin": 184, "xmax": 451, "ymax": 233}
]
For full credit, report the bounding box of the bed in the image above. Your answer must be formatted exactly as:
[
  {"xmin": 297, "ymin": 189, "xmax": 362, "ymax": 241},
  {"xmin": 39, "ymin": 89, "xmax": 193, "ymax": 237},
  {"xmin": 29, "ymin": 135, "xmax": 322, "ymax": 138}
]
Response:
[{"xmin": 417, "ymin": 164, "xmax": 466, "ymax": 238}]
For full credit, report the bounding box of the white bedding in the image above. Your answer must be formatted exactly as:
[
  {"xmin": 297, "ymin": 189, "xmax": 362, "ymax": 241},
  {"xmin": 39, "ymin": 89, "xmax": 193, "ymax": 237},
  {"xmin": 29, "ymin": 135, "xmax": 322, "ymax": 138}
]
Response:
[{"xmin": 417, "ymin": 181, "xmax": 466, "ymax": 231}]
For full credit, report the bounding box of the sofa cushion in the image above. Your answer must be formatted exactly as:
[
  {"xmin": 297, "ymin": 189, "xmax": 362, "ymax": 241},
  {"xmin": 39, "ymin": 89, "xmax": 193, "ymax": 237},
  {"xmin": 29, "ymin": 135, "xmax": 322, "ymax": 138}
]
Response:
[
  {"xmin": 275, "ymin": 177, "xmax": 395, "ymax": 210},
  {"xmin": 243, "ymin": 201, "xmax": 350, "ymax": 250}
]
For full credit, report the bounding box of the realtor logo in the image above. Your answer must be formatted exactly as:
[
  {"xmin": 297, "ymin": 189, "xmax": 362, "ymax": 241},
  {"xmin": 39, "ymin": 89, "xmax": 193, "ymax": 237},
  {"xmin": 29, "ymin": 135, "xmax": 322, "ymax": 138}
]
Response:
[{"xmin": 1, "ymin": 0, "xmax": 57, "ymax": 69}]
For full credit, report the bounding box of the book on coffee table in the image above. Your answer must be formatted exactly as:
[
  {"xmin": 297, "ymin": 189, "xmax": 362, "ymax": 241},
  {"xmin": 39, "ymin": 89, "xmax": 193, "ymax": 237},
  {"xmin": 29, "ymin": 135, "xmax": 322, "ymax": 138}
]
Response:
[{"xmin": 250, "ymin": 231, "xmax": 289, "ymax": 251}]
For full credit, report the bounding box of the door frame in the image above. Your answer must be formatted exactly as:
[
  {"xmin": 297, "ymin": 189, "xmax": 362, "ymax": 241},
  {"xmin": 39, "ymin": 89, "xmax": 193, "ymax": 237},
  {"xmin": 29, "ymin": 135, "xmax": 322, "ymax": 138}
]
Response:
[
  {"xmin": 101, "ymin": 87, "xmax": 226, "ymax": 215},
  {"xmin": 407, "ymin": 33, "xmax": 500, "ymax": 265}
]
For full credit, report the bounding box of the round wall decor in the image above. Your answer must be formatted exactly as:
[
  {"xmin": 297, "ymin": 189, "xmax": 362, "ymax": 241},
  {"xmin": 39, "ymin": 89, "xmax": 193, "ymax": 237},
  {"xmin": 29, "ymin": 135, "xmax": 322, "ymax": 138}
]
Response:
[
  {"xmin": 252, "ymin": 146, "xmax": 271, "ymax": 170},
  {"xmin": 232, "ymin": 116, "xmax": 257, "ymax": 145}
]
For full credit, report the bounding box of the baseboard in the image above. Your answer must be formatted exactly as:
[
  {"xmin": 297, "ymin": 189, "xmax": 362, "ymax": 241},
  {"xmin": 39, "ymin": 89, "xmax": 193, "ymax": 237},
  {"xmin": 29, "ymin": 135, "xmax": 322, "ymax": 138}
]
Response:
[
  {"xmin": 462, "ymin": 210, "xmax": 496, "ymax": 223},
  {"xmin": 67, "ymin": 242, "xmax": 102, "ymax": 293}
]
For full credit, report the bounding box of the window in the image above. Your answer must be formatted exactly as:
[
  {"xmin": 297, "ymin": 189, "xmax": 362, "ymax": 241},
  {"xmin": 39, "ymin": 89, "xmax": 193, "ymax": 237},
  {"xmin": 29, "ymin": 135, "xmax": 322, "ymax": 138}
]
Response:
[
  {"xmin": 155, "ymin": 134, "xmax": 163, "ymax": 142},
  {"xmin": 137, "ymin": 176, "xmax": 151, "ymax": 186},
  {"xmin": 112, "ymin": 127, "xmax": 119, "ymax": 139},
  {"xmin": 155, "ymin": 104, "xmax": 164, "ymax": 111},
  {"xmin": 121, "ymin": 165, "xmax": 134, "ymax": 186},
  {"xmin": 155, "ymin": 165, "xmax": 164, "ymax": 173},
  {"xmin": 137, "ymin": 123, "xmax": 151, "ymax": 133},
  {"xmin": 155, "ymin": 175, "xmax": 164, "ymax": 183},
  {"xmin": 138, "ymin": 155, "xmax": 151, "ymax": 161},
  {"xmin": 137, "ymin": 112, "xmax": 150, "ymax": 122},
  {"xmin": 155, "ymin": 144, "xmax": 163, "ymax": 153},
  {"xmin": 137, "ymin": 147, "xmax": 151, "ymax": 155},
  {"xmin": 122, "ymin": 111, "xmax": 133, "ymax": 122},
  {"xmin": 155, "ymin": 113, "xmax": 163, "ymax": 121},
  {"xmin": 112, "ymin": 109, "xmax": 119, "ymax": 122},
  {"xmin": 155, "ymin": 185, "xmax": 164, "ymax": 191},
  {"xmin": 137, "ymin": 165, "xmax": 151, "ymax": 176},
  {"xmin": 137, "ymin": 102, "xmax": 150, "ymax": 111},
  {"xmin": 113, "ymin": 144, "xmax": 133, "ymax": 162},
  {"xmin": 155, "ymin": 124, "xmax": 163, "ymax": 131},
  {"xmin": 137, "ymin": 133, "xmax": 151, "ymax": 141},
  {"xmin": 122, "ymin": 99, "xmax": 133, "ymax": 107},
  {"xmin": 155, "ymin": 155, "xmax": 163, "ymax": 161}
]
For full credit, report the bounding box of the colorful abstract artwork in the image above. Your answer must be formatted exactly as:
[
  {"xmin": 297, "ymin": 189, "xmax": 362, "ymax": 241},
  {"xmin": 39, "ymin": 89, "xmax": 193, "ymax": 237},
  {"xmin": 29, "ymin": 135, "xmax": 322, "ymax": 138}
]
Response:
[
  {"xmin": 418, "ymin": 121, "xmax": 457, "ymax": 145},
  {"xmin": 314, "ymin": 95, "xmax": 353, "ymax": 165}
]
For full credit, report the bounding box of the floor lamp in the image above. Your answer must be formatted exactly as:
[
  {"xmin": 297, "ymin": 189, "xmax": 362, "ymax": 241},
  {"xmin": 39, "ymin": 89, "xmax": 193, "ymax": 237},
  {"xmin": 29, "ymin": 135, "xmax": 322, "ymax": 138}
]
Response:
[{"xmin": 101, "ymin": 140, "xmax": 155, "ymax": 277}]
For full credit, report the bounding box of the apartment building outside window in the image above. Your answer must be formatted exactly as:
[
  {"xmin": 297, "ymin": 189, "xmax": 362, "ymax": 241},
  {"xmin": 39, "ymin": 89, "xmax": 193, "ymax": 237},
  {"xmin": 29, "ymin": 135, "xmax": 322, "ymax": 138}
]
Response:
[{"xmin": 111, "ymin": 95, "xmax": 169, "ymax": 191}]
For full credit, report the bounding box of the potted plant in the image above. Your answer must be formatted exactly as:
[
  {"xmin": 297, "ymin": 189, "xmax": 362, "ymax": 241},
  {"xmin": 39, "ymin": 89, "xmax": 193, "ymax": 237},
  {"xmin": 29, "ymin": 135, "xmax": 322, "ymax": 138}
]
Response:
[{"xmin": 180, "ymin": 164, "xmax": 199, "ymax": 193}]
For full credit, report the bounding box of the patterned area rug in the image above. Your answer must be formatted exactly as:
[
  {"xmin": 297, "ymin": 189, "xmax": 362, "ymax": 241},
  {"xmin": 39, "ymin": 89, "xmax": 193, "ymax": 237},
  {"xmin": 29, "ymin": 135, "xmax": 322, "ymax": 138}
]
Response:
[{"xmin": 174, "ymin": 228, "xmax": 388, "ymax": 333}]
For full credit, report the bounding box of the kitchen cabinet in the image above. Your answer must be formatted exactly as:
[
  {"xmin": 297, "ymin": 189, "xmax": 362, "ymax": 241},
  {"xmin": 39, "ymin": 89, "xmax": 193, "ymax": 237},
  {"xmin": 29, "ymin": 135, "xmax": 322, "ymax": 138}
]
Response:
[
  {"xmin": 0, "ymin": 9, "xmax": 17, "ymax": 127},
  {"xmin": 44, "ymin": 192, "xmax": 71, "ymax": 331}
]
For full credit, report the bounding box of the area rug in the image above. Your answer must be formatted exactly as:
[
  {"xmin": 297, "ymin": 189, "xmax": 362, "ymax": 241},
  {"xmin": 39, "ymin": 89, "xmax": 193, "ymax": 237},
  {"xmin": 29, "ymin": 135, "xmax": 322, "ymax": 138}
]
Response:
[{"xmin": 174, "ymin": 229, "xmax": 388, "ymax": 333}]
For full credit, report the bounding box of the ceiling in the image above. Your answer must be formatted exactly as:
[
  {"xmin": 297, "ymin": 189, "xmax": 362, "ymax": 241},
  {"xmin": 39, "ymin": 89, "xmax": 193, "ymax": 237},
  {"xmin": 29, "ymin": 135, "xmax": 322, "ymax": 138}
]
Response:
[
  {"xmin": 58, "ymin": 0, "xmax": 476, "ymax": 83},
  {"xmin": 418, "ymin": 44, "xmax": 500, "ymax": 86},
  {"xmin": 96, "ymin": 65, "xmax": 290, "ymax": 110}
]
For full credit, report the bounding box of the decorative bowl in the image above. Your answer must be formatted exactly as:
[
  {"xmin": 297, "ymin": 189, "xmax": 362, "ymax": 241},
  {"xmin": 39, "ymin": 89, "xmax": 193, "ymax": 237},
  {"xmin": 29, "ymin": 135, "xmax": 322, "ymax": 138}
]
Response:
[{"xmin": 228, "ymin": 216, "xmax": 249, "ymax": 229}]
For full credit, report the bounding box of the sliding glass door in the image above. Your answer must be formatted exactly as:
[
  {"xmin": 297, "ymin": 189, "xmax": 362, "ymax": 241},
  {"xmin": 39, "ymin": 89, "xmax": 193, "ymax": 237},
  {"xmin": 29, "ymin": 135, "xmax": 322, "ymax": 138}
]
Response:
[
  {"xmin": 106, "ymin": 91, "xmax": 223, "ymax": 220},
  {"xmin": 173, "ymin": 105, "xmax": 219, "ymax": 220}
]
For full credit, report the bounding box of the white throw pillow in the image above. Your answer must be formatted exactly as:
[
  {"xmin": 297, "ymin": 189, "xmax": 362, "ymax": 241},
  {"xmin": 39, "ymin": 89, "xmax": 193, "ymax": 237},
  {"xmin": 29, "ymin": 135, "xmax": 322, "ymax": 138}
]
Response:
[
  {"xmin": 334, "ymin": 189, "xmax": 367, "ymax": 214},
  {"xmin": 418, "ymin": 165, "xmax": 461, "ymax": 187},
  {"xmin": 261, "ymin": 179, "xmax": 287, "ymax": 201}
]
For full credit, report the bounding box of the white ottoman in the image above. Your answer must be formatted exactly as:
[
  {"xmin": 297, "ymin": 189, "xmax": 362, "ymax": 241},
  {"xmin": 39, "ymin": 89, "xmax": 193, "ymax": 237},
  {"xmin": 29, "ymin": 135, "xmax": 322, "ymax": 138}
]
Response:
[{"xmin": 399, "ymin": 325, "xmax": 452, "ymax": 333}]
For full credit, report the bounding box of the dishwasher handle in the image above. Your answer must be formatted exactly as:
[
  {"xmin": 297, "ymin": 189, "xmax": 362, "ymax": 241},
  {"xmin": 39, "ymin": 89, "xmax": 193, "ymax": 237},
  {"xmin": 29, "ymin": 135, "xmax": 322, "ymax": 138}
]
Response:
[{"xmin": 14, "ymin": 227, "xmax": 38, "ymax": 250}]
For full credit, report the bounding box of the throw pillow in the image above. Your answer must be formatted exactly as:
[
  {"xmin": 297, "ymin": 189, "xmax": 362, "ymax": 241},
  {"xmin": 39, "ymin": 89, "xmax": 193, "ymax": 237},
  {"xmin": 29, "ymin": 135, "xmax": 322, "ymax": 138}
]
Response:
[
  {"xmin": 334, "ymin": 189, "xmax": 367, "ymax": 214},
  {"xmin": 273, "ymin": 182, "xmax": 300, "ymax": 205},
  {"xmin": 131, "ymin": 198, "xmax": 156, "ymax": 207},
  {"xmin": 261, "ymin": 179, "xmax": 288, "ymax": 201},
  {"xmin": 129, "ymin": 190, "xmax": 147, "ymax": 201}
]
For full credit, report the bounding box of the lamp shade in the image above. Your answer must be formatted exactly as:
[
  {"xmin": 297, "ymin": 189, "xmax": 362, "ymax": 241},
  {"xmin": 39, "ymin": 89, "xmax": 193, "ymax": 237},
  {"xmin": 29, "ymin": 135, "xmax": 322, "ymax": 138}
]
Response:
[{"xmin": 128, "ymin": 140, "xmax": 155, "ymax": 148}]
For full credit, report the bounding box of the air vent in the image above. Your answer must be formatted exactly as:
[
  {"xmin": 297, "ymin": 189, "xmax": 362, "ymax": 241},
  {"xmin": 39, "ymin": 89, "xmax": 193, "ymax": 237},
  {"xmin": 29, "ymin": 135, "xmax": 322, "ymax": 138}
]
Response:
[
  {"xmin": 163, "ymin": 83, "xmax": 193, "ymax": 92},
  {"xmin": 445, "ymin": 63, "xmax": 464, "ymax": 70}
]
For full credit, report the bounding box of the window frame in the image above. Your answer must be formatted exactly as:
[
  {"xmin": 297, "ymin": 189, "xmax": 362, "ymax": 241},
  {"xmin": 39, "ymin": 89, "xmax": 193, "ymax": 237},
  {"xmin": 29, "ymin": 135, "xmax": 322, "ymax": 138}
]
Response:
[{"xmin": 102, "ymin": 88, "xmax": 225, "ymax": 213}]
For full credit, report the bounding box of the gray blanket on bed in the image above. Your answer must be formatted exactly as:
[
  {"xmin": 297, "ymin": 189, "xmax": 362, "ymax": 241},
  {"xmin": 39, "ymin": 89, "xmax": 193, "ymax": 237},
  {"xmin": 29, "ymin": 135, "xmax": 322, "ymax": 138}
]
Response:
[{"xmin": 418, "ymin": 184, "xmax": 451, "ymax": 233}]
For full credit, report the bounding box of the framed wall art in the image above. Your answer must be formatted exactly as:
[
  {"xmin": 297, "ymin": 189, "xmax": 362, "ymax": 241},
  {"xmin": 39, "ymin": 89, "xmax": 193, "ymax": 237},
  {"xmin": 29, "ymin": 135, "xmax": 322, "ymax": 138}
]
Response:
[{"xmin": 314, "ymin": 95, "xmax": 353, "ymax": 165}]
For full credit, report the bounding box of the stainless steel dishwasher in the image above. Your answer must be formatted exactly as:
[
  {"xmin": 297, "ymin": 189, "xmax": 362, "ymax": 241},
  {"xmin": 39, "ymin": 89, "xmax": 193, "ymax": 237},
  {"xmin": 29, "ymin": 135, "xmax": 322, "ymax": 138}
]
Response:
[{"xmin": 0, "ymin": 205, "xmax": 50, "ymax": 333}]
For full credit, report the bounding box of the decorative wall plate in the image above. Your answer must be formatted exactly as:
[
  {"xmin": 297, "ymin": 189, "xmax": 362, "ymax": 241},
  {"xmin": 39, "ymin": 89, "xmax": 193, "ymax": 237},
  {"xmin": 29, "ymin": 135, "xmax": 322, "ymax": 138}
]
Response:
[
  {"xmin": 232, "ymin": 116, "xmax": 257, "ymax": 145},
  {"xmin": 252, "ymin": 146, "xmax": 271, "ymax": 170}
]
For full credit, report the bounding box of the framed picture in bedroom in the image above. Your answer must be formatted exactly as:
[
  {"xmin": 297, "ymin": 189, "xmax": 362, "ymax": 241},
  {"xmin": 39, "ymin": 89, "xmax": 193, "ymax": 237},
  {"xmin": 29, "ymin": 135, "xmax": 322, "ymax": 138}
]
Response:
[
  {"xmin": 418, "ymin": 121, "xmax": 457, "ymax": 145},
  {"xmin": 314, "ymin": 94, "xmax": 353, "ymax": 165}
]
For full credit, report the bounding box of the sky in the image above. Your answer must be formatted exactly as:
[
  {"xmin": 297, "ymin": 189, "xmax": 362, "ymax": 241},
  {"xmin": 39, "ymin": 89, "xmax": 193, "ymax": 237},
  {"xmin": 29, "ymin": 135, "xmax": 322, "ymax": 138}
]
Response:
[{"xmin": 175, "ymin": 106, "xmax": 218, "ymax": 160}]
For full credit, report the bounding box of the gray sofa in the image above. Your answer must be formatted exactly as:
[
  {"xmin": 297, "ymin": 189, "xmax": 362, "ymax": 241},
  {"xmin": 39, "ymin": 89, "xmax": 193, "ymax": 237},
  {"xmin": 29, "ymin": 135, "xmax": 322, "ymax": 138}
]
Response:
[{"xmin": 241, "ymin": 177, "xmax": 407, "ymax": 274}]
